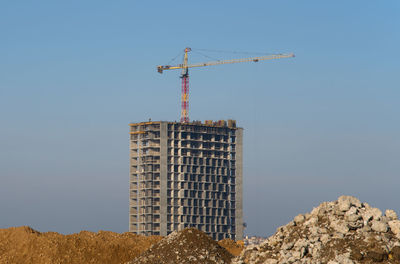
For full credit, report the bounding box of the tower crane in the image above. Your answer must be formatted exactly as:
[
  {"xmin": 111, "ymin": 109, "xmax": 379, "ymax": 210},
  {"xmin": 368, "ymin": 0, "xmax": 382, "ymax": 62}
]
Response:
[{"xmin": 157, "ymin": 47, "xmax": 294, "ymax": 123}]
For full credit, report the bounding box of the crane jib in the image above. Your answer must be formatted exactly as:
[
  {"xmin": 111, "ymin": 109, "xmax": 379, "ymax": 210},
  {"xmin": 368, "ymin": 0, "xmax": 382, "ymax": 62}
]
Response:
[
  {"xmin": 157, "ymin": 48, "xmax": 294, "ymax": 122},
  {"xmin": 158, "ymin": 53, "xmax": 294, "ymax": 72}
]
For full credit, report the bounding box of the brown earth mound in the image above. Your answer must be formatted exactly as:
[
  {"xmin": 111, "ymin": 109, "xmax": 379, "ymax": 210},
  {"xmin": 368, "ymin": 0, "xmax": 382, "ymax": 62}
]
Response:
[
  {"xmin": 218, "ymin": 239, "xmax": 244, "ymax": 257},
  {"xmin": 0, "ymin": 226, "xmax": 161, "ymax": 264},
  {"xmin": 128, "ymin": 228, "xmax": 234, "ymax": 264}
]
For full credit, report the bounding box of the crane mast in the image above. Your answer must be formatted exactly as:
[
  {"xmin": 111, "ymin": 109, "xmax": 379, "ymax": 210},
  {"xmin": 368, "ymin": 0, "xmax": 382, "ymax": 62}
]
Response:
[
  {"xmin": 158, "ymin": 47, "xmax": 294, "ymax": 123},
  {"xmin": 180, "ymin": 48, "xmax": 190, "ymax": 123}
]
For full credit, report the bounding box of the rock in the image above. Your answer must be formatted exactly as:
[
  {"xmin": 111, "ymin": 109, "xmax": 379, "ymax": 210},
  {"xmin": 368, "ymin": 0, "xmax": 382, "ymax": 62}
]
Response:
[
  {"xmin": 347, "ymin": 220, "xmax": 363, "ymax": 230},
  {"xmin": 336, "ymin": 254, "xmax": 354, "ymax": 264},
  {"xmin": 338, "ymin": 196, "xmax": 362, "ymax": 209},
  {"xmin": 386, "ymin": 210, "xmax": 398, "ymax": 221},
  {"xmin": 345, "ymin": 213, "xmax": 361, "ymax": 223},
  {"xmin": 330, "ymin": 220, "xmax": 349, "ymax": 234},
  {"xmin": 268, "ymin": 236, "xmax": 281, "ymax": 247},
  {"xmin": 294, "ymin": 214, "xmax": 306, "ymax": 225},
  {"xmin": 310, "ymin": 207, "xmax": 321, "ymax": 217},
  {"xmin": 380, "ymin": 215, "xmax": 390, "ymax": 224},
  {"xmin": 294, "ymin": 239, "xmax": 308, "ymax": 249},
  {"xmin": 370, "ymin": 207, "xmax": 383, "ymax": 220},
  {"xmin": 359, "ymin": 224, "xmax": 372, "ymax": 233},
  {"xmin": 320, "ymin": 234, "xmax": 330, "ymax": 244},
  {"xmin": 344, "ymin": 206, "xmax": 358, "ymax": 218},
  {"xmin": 391, "ymin": 246, "xmax": 400, "ymax": 260},
  {"xmin": 304, "ymin": 217, "xmax": 318, "ymax": 227},
  {"xmin": 371, "ymin": 220, "xmax": 388, "ymax": 233},
  {"xmin": 366, "ymin": 248, "xmax": 388, "ymax": 262},
  {"xmin": 282, "ymin": 241, "xmax": 294, "ymax": 250},
  {"xmin": 338, "ymin": 198, "xmax": 351, "ymax": 212},
  {"xmin": 389, "ymin": 220, "xmax": 400, "ymax": 235},
  {"xmin": 350, "ymin": 249, "xmax": 363, "ymax": 261}
]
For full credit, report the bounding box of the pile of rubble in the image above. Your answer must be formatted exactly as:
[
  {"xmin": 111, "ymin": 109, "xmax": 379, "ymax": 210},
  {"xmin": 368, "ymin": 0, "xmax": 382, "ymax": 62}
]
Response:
[
  {"xmin": 233, "ymin": 196, "xmax": 400, "ymax": 264},
  {"xmin": 4, "ymin": 196, "xmax": 400, "ymax": 264},
  {"xmin": 128, "ymin": 228, "xmax": 234, "ymax": 264}
]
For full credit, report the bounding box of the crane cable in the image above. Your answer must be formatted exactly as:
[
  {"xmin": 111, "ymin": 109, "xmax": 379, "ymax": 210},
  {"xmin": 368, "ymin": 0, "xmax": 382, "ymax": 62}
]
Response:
[
  {"xmin": 166, "ymin": 50, "xmax": 184, "ymax": 65},
  {"xmin": 194, "ymin": 48, "xmax": 276, "ymax": 56},
  {"xmin": 190, "ymin": 50, "xmax": 221, "ymax": 62},
  {"xmin": 165, "ymin": 48, "xmax": 282, "ymax": 66}
]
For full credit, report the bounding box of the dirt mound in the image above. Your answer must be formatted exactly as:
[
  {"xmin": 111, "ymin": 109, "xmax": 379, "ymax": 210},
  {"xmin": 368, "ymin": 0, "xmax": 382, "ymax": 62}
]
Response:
[
  {"xmin": 0, "ymin": 226, "xmax": 161, "ymax": 264},
  {"xmin": 233, "ymin": 196, "xmax": 400, "ymax": 264},
  {"xmin": 128, "ymin": 228, "xmax": 234, "ymax": 264},
  {"xmin": 218, "ymin": 239, "xmax": 244, "ymax": 257}
]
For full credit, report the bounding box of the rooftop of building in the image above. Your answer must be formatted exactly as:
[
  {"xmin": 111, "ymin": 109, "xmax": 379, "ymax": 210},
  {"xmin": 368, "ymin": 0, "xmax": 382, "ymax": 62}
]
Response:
[{"xmin": 129, "ymin": 119, "xmax": 240, "ymax": 129}]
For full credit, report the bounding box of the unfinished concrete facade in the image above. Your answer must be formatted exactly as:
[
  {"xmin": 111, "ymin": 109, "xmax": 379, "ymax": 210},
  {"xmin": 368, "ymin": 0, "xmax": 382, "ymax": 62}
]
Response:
[{"xmin": 129, "ymin": 120, "xmax": 243, "ymax": 240}]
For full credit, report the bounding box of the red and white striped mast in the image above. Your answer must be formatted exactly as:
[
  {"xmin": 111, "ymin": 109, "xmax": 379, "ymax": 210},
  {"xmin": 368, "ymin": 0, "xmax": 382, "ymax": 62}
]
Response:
[{"xmin": 180, "ymin": 47, "xmax": 191, "ymax": 123}]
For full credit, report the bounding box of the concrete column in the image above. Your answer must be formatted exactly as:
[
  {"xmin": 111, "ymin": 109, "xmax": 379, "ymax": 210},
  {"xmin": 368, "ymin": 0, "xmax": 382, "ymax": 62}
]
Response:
[
  {"xmin": 235, "ymin": 128, "xmax": 244, "ymax": 240},
  {"xmin": 160, "ymin": 122, "xmax": 168, "ymax": 236}
]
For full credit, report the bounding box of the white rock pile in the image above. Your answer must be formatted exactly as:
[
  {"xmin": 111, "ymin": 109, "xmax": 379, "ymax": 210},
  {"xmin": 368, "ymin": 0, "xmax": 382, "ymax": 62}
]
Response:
[{"xmin": 233, "ymin": 196, "xmax": 400, "ymax": 264}]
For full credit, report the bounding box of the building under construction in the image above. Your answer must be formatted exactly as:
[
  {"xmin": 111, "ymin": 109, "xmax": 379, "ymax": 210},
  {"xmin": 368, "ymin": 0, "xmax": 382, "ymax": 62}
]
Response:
[{"xmin": 129, "ymin": 120, "xmax": 243, "ymax": 240}]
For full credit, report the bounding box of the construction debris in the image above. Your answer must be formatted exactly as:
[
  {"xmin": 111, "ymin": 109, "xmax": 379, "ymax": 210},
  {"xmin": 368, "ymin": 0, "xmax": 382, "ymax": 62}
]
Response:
[
  {"xmin": 128, "ymin": 228, "xmax": 234, "ymax": 264},
  {"xmin": 233, "ymin": 196, "xmax": 400, "ymax": 264},
  {"xmin": 3, "ymin": 196, "xmax": 400, "ymax": 264}
]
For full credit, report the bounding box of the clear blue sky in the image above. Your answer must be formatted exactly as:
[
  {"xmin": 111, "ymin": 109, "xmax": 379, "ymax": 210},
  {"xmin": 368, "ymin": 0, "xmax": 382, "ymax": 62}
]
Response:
[{"xmin": 1, "ymin": 1, "xmax": 399, "ymax": 236}]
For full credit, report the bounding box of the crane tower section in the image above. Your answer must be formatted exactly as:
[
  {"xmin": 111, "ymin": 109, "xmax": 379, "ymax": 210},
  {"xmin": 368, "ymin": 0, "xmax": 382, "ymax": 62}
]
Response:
[{"xmin": 180, "ymin": 47, "xmax": 191, "ymax": 123}]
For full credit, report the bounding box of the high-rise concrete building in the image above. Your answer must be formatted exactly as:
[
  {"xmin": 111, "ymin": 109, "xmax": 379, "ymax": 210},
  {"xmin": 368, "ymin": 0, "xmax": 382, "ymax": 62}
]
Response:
[{"xmin": 129, "ymin": 120, "xmax": 243, "ymax": 240}]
